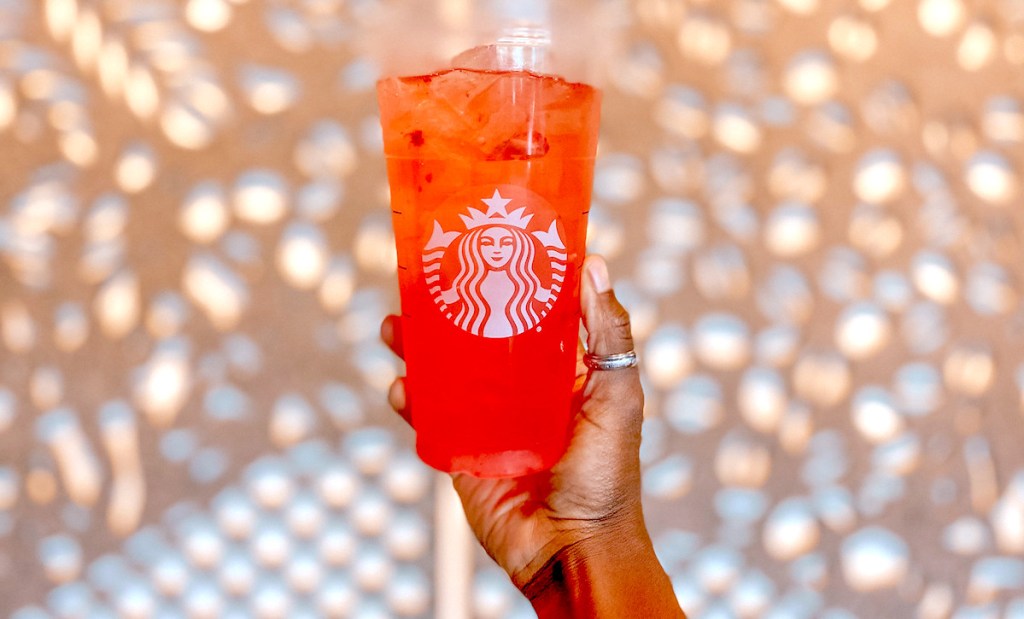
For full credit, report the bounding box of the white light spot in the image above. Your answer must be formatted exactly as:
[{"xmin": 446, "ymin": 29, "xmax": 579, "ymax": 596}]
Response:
[
  {"xmin": 317, "ymin": 576, "xmax": 358, "ymax": 616},
  {"xmin": 319, "ymin": 257, "xmax": 357, "ymax": 314},
  {"xmin": 784, "ymin": 51, "xmax": 839, "ymax": 104},
  {"xmin": 666, "ymin": 375, "xmax": 723, "ymax": 434},
  {"xmin": 241, "ymin": 65, "xmax": 300, "ymax": 115},
  {"xmin": 233, "ymin": 170, "xmax": 289, "ymax": 224},
  {"xmin": 716, "ymin": 433, "xmax": 772, "ymax": 488},
  {"xmin": 381, "ymin": 454, "xmax": 430, "ymax": 504},
  {"xmin": 161, "ymin": 102, "xmax": 216, "ymax": 150},
  {"xmin": 643, "ymin": 325, "xmax": 693, "ymax": 389},
  {"xmin": 739, "ymin": 367, "xmax": 787, "ymax": 433},
  {"xmin": 835, "ymin": 302, "xmax": 891, "ymax": 359},
  {"xmin": 918, "ymin": 0, "xmax": 965, "ymax": 36},
  {"xmin": 295, "ymin": 121, "xmax": 358, "ymax": 179},
  {"xmin": 852, "ymin": 387, "xmax": 903, "ymax": 444},
  {"xmin": 966, "ymin": 151, "xmax": 1018, "ymax": 205},
  {"xmin": 942, "ymin": 517, "xmax": 990, "ymax": 555},
  {"xmin": 943, "ymin": 344, "xmax": 995, "ymax": 396},
  {"xmin": 643, "ymin": 454, "xmax": 694, "ymax": 500},
  {"xmin": 854, "ymin": 149, "xmax": 905, "ymax": 203},
  {"xmin": 982, "ymin": 96, "xmax": 1024, "ymax": 144},
  {"xmin": 125, "ymin": 65, "xmax": 160, "ymax": 120},
  {"xmin": 94, "ymin": 271, "xmax": 141, "ymax": 339},
  {"xmin": 694, "ymin": 243, "xmax": 750, "ymax": 300},
  {"xmin": 991, "ymin": 471, "xmax": 1024, "ymax": 553},
  {"xmin": 317, "ymin": 464, "xmax": 360, "ymax": 508},
  {"xmin": 677, "ymin": 13, "xmax": 732, "ymax": 64},
  {"xmin": 764, "ymin": 498, "xmax": 820, "ymax": 560},
  {"xmin": 285, "ymin": 551, "xmax": 323, "ymax": 593},
  {"xmin": 957, "ymin": 21, "xmax": 997, "ymax": 70},
  {"xmin": 181, "ymin": 521, "xmax": 225, "ymax": 569},
  {"xmin": 251, "ymin": 523, "xmax": 292, "ymax": 568},
  {"xmin": 829, "ymin": 15, "xmax": 878, "ymax": 61},
  {"xmin": 133, "ymin": 339, "xmax": 191, "ymax": 427},
  {"xmin": 71, "ymin": 8, "xmax": 102, "ymax": 70},
  {"xmin": 276, "ymin": 222, "xmax": 329, "ymax": 290},
  {"xmin": 354, "ymin": 216, "xmax": 398, "ymax": 274},
  {"xmin": 213, "ymin": 490, "xmax": 257, "ymax": 540},
  {"xmin": 246, "ymin": 460, "xmax": 295, "ymax": 510},
  {"xmin": 841, "ymin": 527, "xmax": 909, "ymax": 591},
  {"xmin": 183, "ymin": 254, "xmax": 250, "ymax": 329},
  {"xmin": 38, "ymin": 535, "xmax": 82, "ymax": 584},
  {"xmin": 0, "ymin": 391, "xmax": 15, "ymax": 435},
  {"xmin": 895, "ymin": 362, "xmax": 943, "ymax": 416},
  {"xmin": 778, "ymin": 0, "xmax": 819, "ymax": 14},
  {"xmin": 0, "ymin": 78, "xmax": 16, "ymax": 131},
  {"xmin": 353, "ymin": 545, "xmax": 394, "ymax": 592},
  {"xmin": 185, "ymin": 0, "xmax": 233, "ymax": 32},
  {"xmin": 45, "ymin": 0, "xmax": 78, "ymax": 42},
  {"xmin": 967, "ymin": 262, "xmax": 1017, "ymax": 315},
  {"xmin": 594, "ymin": 154, "xmax": 646, "ymax": 204},
  {"xmin": 180, "ymin": 182, "xmax": 230, "ymax": 243},
  {"xmin": 912, "ymin": 251, "xmax": 959, "ymax": 304},
  {"xmin": 764, "ymin": 202, "xmax": 821, "ymax": 256},
  {"xmin": 728, "ymin": 570, "xmax": 776, "ymax": 617},
  {"xmin": 270, "ymin": 393, "xmax": 317, "ymax": 447},
  {"xmin": 298, "ymin": 179, "xmax": 344, "ymax": 221},
  {"xmin": 653, "ymin": 87, "xmax": 709, "ymax": 139},
  {"xmin": 713, "ymin": 103, "xmax": 762, "ymax": 153},
  {"xmin": 692, "ymin": 546, "xmax": 744, "ymax": 595}
]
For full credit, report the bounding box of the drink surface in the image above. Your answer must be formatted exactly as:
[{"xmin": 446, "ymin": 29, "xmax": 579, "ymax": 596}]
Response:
[{"xmin": 377, "ymin": 68, "xmax": 600, "ymax": 477}]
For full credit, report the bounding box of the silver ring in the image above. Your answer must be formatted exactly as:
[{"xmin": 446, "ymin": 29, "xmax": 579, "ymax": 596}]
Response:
[{"xmin": 583, "ymin": 351, "xmax": 638, "ymax": 371}]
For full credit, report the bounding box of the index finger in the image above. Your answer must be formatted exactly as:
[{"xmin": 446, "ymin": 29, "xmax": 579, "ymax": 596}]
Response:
[{"xmin": 380, "ymin": 315, "xmax": 406, "ymax": 360}]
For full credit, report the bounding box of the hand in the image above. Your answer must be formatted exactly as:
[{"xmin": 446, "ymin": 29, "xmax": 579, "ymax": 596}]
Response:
[{"xmin": 381, "ymin": 255, "xmax": 684, "ymax": 617}]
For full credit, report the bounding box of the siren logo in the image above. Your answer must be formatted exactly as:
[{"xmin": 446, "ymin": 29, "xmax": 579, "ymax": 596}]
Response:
[{"xmin": 422, "ymin": 186, "xmax": 567, "ymax": 339}]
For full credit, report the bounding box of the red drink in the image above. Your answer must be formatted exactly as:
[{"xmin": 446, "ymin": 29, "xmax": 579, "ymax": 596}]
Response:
[{"xmin": 377, "ymin": 68, "xmax": 601, "ymax": 477}]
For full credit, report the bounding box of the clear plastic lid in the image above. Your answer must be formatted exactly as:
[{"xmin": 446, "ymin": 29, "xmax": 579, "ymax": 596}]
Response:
[{"xmin": 359, "ymin": 0, "xmax": 626, "ymax": 84}]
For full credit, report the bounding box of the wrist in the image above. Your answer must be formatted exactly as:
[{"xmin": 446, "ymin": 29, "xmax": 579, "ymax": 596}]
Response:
[
  {"xmin": 519, "ymin": 516, "xmax": 644, "ymax": 596},
  {"xmin": 510, "ymin": 501, "xmax": 644, "ymax": 591},
  {"xmin": 520, "ymin": 517, "xmax": 685, "ymax": 619}
]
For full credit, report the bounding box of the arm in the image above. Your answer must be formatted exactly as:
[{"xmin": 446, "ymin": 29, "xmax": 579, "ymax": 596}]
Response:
[{"xmin": 523, "ymin": 521, "xmax": 685, "ymax": 618}]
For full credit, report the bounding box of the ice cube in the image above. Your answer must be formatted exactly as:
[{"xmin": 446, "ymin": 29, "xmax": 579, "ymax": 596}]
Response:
[{"xmin": 487, "ymin": 130, "xmax": 550, "ymax": 160}]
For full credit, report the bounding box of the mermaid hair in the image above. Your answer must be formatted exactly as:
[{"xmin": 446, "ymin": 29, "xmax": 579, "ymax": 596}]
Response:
[{"xmin": 451, "ymin": 225, "xmax": 543, "ymax": 337}]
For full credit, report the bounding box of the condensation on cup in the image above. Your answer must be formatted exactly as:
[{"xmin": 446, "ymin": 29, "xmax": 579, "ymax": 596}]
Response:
[{"xmin": 365, "ymin": 0, "xmax": 624, "ymax": 477}]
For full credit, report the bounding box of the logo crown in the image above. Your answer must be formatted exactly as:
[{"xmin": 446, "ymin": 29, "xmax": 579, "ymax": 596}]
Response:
[{"xmin": 460, "ymin": 189, "xmax": 534, "ymax": 230}]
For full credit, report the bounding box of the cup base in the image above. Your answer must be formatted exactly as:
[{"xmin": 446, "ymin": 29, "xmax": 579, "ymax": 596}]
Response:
[{"xmin": 419, "ymin": 445, "xmax": 557, "ymax": 478}]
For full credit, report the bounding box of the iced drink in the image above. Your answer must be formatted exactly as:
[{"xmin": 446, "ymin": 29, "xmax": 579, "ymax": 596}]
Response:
[{"xmin": 377, "ymin": 67, "xmax": 601, "ymax": 477}]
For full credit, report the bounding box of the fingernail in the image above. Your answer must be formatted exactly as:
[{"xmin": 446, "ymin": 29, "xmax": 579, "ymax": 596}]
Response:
[{"xmin": 587, "ymin": 256, "xmax": 611, "ymax": 293}]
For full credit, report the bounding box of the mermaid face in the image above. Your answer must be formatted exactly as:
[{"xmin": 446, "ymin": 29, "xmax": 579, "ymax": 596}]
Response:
[{"xmin": 478, "ymin": 226, "xmax": 514, "ymax": 270}]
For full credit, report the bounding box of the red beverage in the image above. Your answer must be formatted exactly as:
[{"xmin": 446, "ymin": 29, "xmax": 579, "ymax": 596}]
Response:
[{"xmin": 377, "ymin": 68, "xmax": 601, "ymax": 477}]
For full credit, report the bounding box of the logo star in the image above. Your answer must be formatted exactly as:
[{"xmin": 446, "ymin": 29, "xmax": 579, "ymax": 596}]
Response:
[{"xmin": 480, "ymin": 189, "xmax": 513, "ymax": 218}]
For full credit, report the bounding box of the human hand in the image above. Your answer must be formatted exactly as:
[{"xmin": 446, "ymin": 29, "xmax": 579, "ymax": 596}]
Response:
[{"xmin": 381, "ymin": 255, "xmax": 684, "ymax": 617}]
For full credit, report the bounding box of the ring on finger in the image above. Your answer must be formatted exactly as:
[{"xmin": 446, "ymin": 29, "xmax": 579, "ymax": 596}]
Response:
[{"xmin": 583, "ymin": 350, "xmax": 638, "ymax": 371}]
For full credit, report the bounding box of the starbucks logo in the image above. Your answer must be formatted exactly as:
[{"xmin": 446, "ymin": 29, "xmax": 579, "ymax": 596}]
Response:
[{"xmin": 422, "ymin": 187, "xmax": 567, "ymax": 339}]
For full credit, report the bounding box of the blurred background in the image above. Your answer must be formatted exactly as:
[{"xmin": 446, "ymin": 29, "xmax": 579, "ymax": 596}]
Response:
[{"xmin": 1, "ymin": 0, "xmax": 1024, "ymax": 617}]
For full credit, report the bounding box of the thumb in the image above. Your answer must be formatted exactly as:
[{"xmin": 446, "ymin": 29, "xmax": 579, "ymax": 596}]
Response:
[
  {"xmin": 581, "ymin": 255, "xmax": 635, "ymax": 359},
  {"xmin": 578, "ymin": 254, "xmax": 644, "ymax": 450}
]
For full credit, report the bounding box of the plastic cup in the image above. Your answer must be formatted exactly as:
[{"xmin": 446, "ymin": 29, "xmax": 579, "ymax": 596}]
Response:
[{"xmin": 370, "ymin": 0, "xmax": 619, "ymax": 477}]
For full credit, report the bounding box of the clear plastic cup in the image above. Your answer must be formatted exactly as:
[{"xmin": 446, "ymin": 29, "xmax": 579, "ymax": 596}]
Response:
[{"xmin": 368, "ymin": 0, "xmax": 621, "ymax": 478}]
